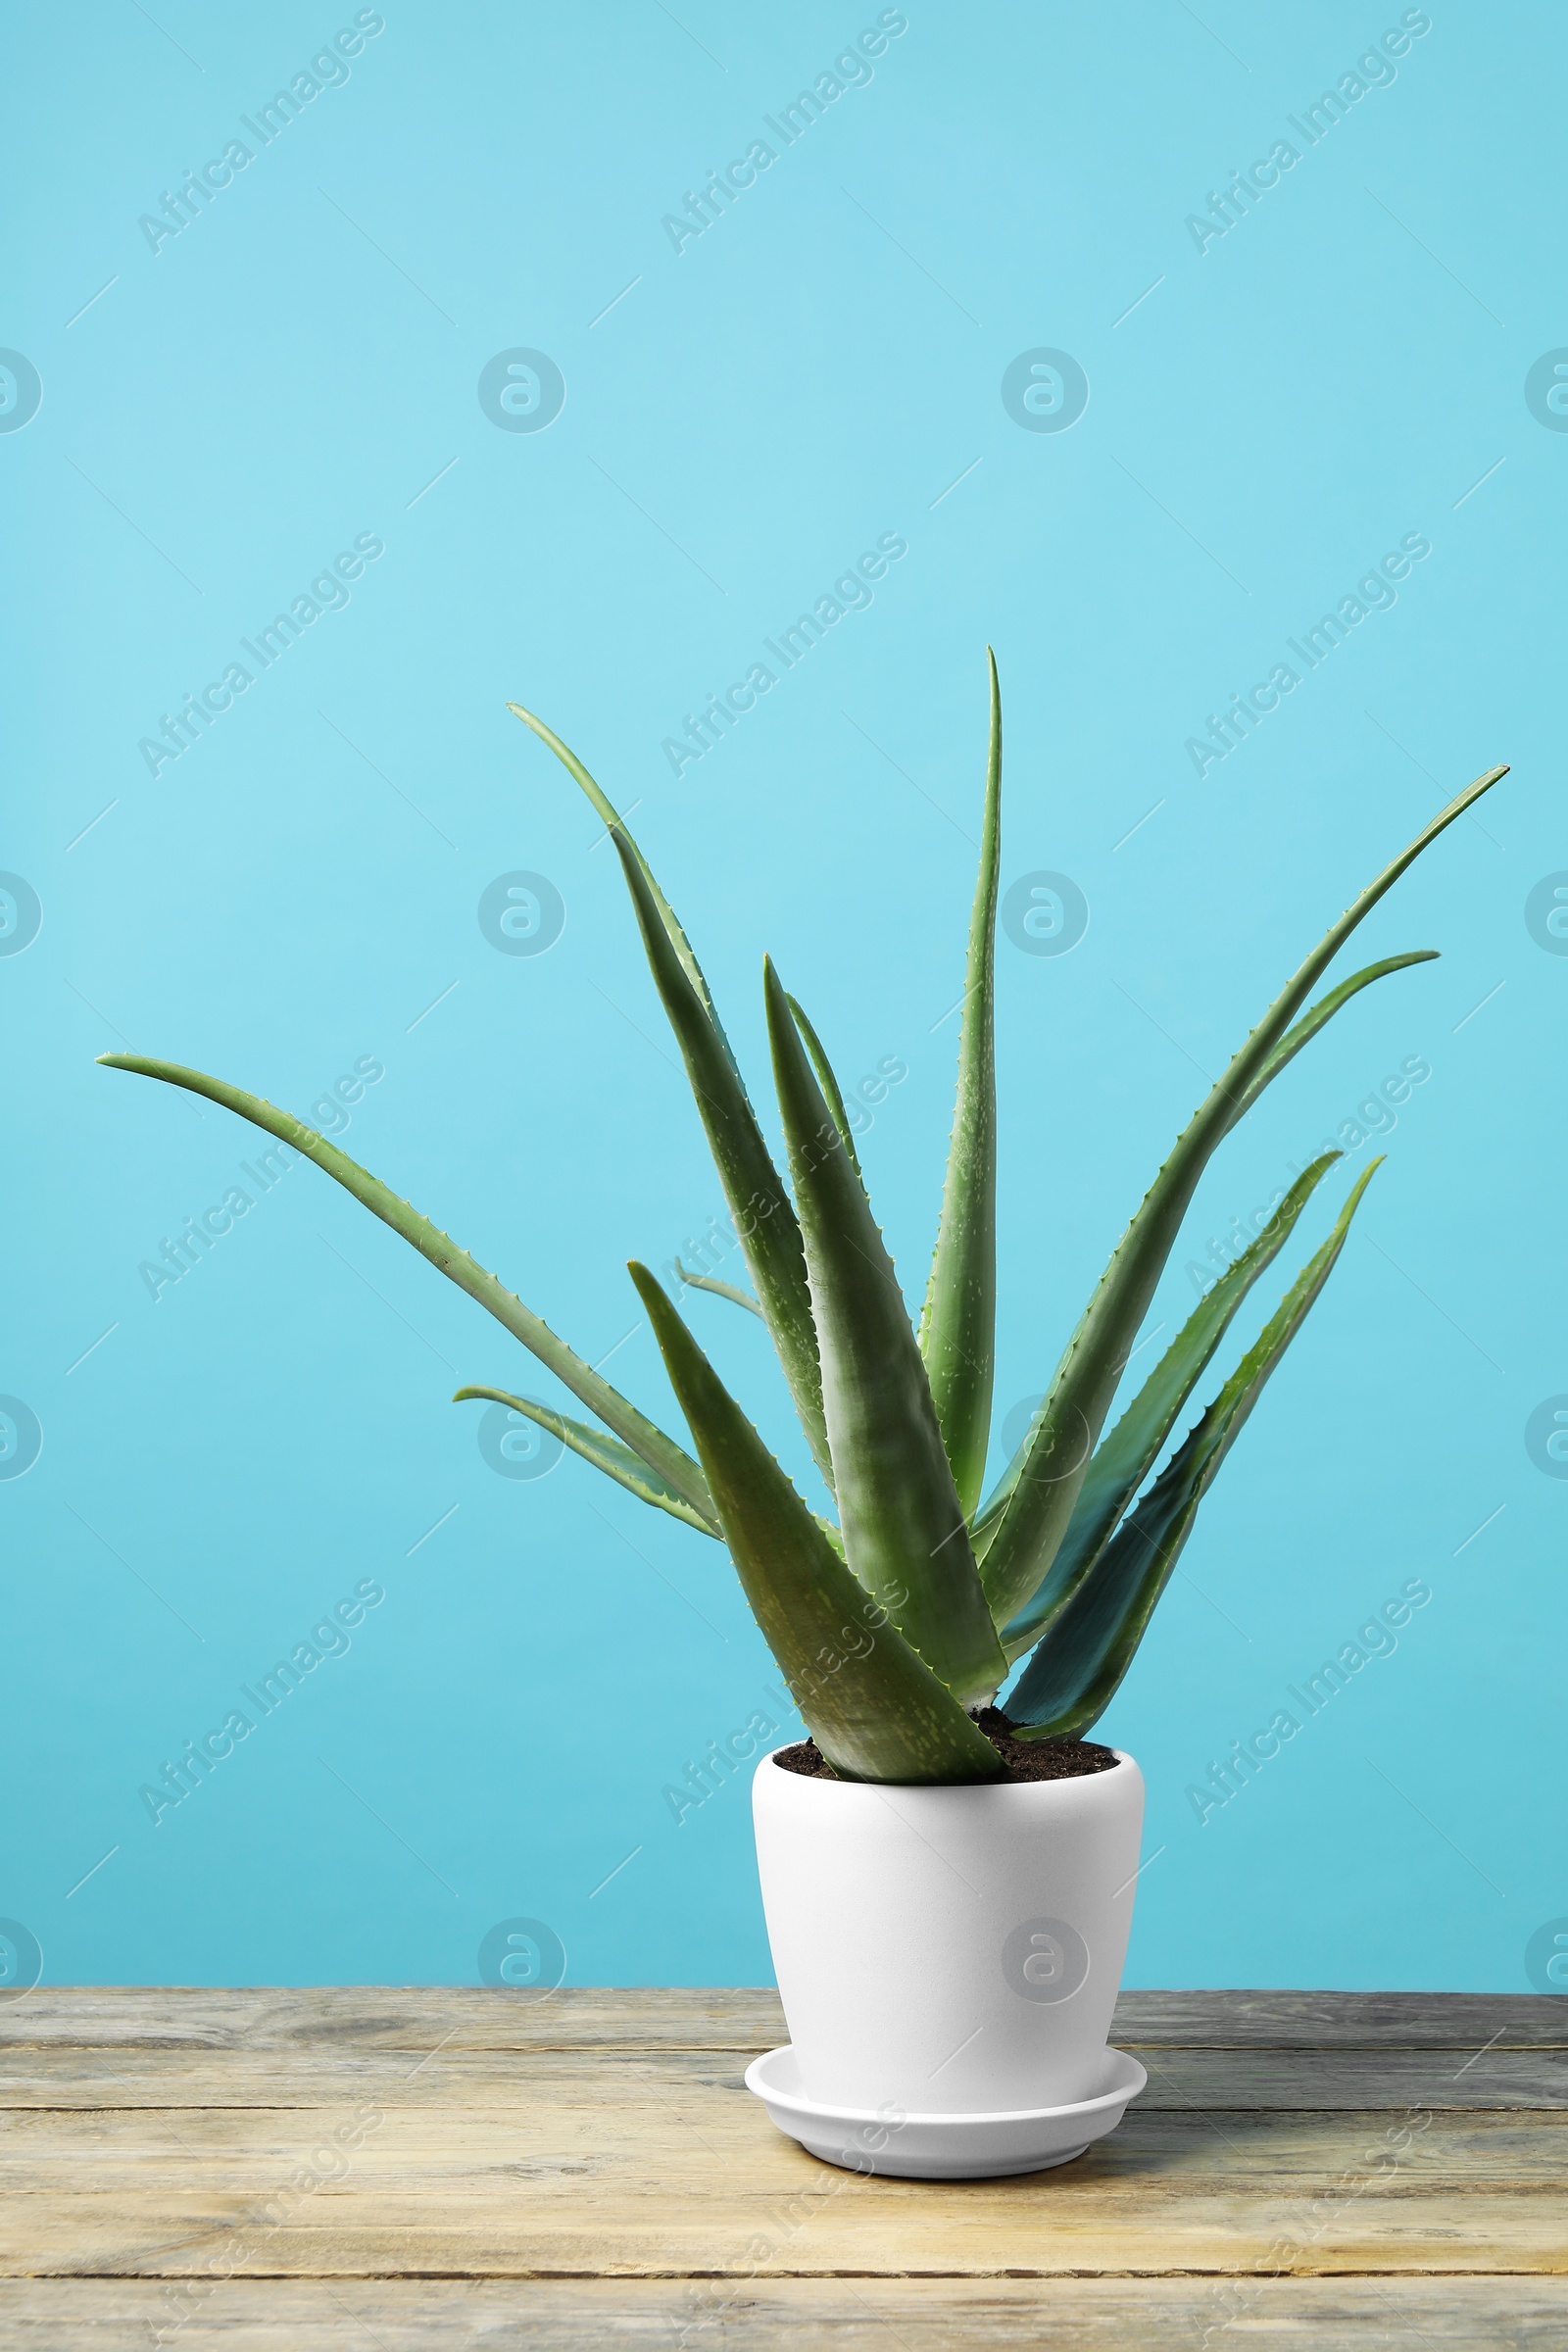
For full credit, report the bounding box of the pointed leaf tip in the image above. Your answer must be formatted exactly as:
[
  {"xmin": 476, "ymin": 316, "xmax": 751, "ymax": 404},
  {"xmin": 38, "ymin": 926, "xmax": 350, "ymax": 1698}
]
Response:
[
  {"xmin": 919, "ymin": 654, "xmax": 1002, "ymax": 1518},
  {"xmin": 600, "ymin": 842, "xmax": 831, "ymax": 1486},
  {"xmin": 980, "ymin": 763, "xmax": 1507, "ymax": 1629},
  {"xmin": 95, "ymin": 1052, "xmax": 713, "ymax": 1520},
  {"xmin": 452, "ymin": 1380, "xmax": 720, "ymax": 1536},
  {"xmin": 784, "ymin": 992, "xmax": 866, "ymax": 1185}
]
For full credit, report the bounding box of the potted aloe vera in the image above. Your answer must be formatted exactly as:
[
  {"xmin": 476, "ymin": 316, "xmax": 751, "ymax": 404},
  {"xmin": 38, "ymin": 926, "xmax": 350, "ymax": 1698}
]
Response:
[{"xmin": 102, "ymin": 662, "xmax": 1504, "ymax": 2180}]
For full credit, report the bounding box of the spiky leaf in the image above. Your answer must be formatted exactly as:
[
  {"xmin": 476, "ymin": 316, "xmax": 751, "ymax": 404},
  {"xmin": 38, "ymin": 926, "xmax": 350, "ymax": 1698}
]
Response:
[
  {"xmin": 1225, "ymin": 953, "xmax": 1438, "ymax": 1132},
  {"xmin": 995, "ymin": 1152, "xmax": 1343, "ymax": 1661},
  {"xmin": 919, "ymin": 648, "xmax": 1003, "ymax": 1520},
  {"xmin": 784, "ymin": 995, "xmax": 865, "ymax": 1184},
  {"xmin": 453, "ymin": 1385, "xmax": 719, "ymax": 1536},
  {"xmin": 627, "ymin": 1263, "xmax": 1001, "ymax": 1783},
  {"xmin": 510, "ymin": 702, "xmax": 827, "ymax": 1473},
  {"xmin": 97, "ymin": 1055, "xmax": 713, "ymax": 1521},
  {"xmin": 980, "ymin": 766, "xmax": 1506, "ymax": 1627},
  {"xmin": 508, "ymin": 700, "xmax": 742, "ymax": 1069},
  {"xmin": 674, "ymin": 1259, "xmax": 765, "ymax": 1318},
  {"xmin": 609, "ymin": 832, "xmax": 831, "ymax": 1485},
  {"xmin": 763, "ymin": 959, "xmax": 1006, "ymax": 1707},
  {"xmin": 1007, "ymin": 1159, "xmax": 1384, "ymax": 1738}
]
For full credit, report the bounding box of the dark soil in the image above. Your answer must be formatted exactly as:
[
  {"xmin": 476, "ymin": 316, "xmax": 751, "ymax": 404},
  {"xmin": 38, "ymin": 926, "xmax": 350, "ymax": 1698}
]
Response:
[{"xmin": 773, "ymin": 1708, "xmax": 1119, "ymax": 1786}]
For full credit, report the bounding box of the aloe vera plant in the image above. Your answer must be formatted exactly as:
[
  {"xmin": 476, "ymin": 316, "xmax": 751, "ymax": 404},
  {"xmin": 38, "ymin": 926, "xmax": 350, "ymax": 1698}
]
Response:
[{"xmin": 101, "ymin": 668, "xmax": 1505, "ymax": 1786}]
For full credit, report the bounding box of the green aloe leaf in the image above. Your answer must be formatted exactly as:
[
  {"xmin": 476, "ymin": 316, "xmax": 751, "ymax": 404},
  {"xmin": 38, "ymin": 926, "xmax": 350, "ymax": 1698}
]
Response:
[
  {"xmin": 609, "ymin": 831, "xmax": 831, "ymax": 1487},
  {"xmin": 97, "ymin": 1055, "xmax": 714, "ymax": 1522},
  {"xmin": 918, "ymin": 648, "xmax": 1003, "ymax": 1521},
  {"xmin": 1225, "ymin": 952, "xmax": 1438, "ymax": 1132},
  {"xmin": 508, "ymin": 700, "xmax": 741, "ymax": 1072},
  {"xmin": 993, "ymin": 1152, "xmax": 1342, "ymax": 1661},
  {"xmin": 513, "ymin": 703, "xmax": 822, "ymax": 1439},
  {"xmin": 763, "ymin": 958, "xmax": 1006, "ymax": 1707},
  {"xmin": 980, "ymin": 765, "xmax": 1506, "ymax": 1628},
  {"xmin": 674, "ymin": 1259, "xmax": 765, "ymax": 1318},
  {"xmin": 627, "ymin": 1262, "xmax": 1001, "ymax": 1783},
  {"xmin": 977, "ymin": 966, "xmax": 1430, "ymax": 1588},
  {"xmin": 784, "ymin": 994, "xmax": 865, "ymax": 1184},
  {"xmin": 453, "ymin": 1385, "xmax": 720, "ymax": 1537},
  {"xmin": 1006, "ymin": 1158, "xmax": 1385, "ymax": 1739}
]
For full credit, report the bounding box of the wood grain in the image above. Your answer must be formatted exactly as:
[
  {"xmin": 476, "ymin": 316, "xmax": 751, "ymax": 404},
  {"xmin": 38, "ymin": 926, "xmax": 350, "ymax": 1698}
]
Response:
[
  {"xmin": 3, "ymin": 2278, "xmax": 1568, "ymax": 2349},
  {"xmin": 0, "ymin": 2041, "xmax": 1560, "ymax": 2111},
  {"xmin": 2, "ymin": 1984, "xmax": 1564, "ymax": 2049},
  {"xmin": 0, "ymin": 1989, "xmax": 1559, "ymax": 2347}
]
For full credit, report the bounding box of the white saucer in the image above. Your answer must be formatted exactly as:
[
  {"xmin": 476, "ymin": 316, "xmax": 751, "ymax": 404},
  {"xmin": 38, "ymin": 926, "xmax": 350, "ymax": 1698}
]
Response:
[{"xmin": 744, "ymin": 2043, "xmax": 1147, "ymax": 2180}]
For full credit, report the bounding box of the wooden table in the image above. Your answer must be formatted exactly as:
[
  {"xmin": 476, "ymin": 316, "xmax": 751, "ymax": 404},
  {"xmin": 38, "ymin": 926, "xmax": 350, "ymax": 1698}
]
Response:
[{"xmin": 0, "ymin": 1987, "xmax": 1562, "ymax": 2345}]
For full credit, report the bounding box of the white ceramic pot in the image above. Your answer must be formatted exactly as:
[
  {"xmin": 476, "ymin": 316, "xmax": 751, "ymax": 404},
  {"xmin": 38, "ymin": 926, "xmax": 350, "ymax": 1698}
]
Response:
[{"xmin": 751, "ymin": 1745, "xmax": 1145, "ymax": 2119}]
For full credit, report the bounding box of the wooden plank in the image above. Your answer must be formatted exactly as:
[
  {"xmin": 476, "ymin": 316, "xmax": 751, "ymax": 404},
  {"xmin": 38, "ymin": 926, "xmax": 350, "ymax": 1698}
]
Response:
[
  {"xmin": 0, "ymin": 2100, "xmax": 1562, "ymax": 2277},
  {"xmin": 1129, "ymin": 2043, "xmax": 1568, "ymax": 2110},
  {"xmin": 1114, "ymin": 1988, "xmax": 1568, "ymax": 2048},
  {"xmin": 3, "ymin": 2103, "xmax": 1561, "ymax": 2181},
  {"xmin": 1, "ymin": 1985, "xmax": 1562, "ymax": 2051},
  {"xmin": 0, "ymin": 1985, "xmax": 789, "ymax": 2052},
  {"xmin": 0, "ymin": 2042, "xmax": 1562, "ymax": 2111},
  {"xmin": 0, "ymin": 1988, "xmax": 1560, "ymax": 2330},
  {"xmin": 2, "ymin": 2276, "xmax": 1567, "ymax": 2346},
  {"xmin": 1, "ymin": 2201, "xmax": 1564, "ymax": 2279}
]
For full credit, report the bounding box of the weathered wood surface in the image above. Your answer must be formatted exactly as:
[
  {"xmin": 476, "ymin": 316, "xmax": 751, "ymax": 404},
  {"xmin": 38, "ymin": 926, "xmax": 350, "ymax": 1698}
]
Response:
[
  {"xmin": 3, "ymin": 1983, "xmax": 1564, "ymax": 2047},
  {"xmin": 0, "ymin": 1988, "xmax": 1561, "ymax": 2349},
  {"xmin": 4, "ymin": 2278, "xmax": 1568, "ymax": 2348}
]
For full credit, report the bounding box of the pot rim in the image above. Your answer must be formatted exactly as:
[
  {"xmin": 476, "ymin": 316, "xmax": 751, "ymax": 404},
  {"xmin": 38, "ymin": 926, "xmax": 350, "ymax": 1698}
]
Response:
[{"xmin": 757, "ymin": 1742, "xmax": 1138, "ymax": 1794}]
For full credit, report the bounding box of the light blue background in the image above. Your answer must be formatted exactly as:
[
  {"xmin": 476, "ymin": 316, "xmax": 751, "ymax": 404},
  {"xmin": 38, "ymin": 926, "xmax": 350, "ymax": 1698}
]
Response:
[{"xmin": 2, "ymin": 1, "xmax": 1561, "ymax": 1992}]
